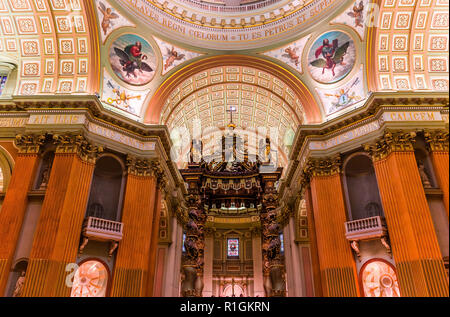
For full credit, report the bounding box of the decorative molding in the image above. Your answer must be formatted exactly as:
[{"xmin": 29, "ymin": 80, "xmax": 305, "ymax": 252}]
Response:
[
  {"xmin": 53, "ymin": 134, "xmax": 104, "ymax": 163},
  {"xmin": 424, "ymin": 129, "xmax": 449, "ymax": 152},
  {"xmin": 363, "ymin": 130, "xmax": 416, "ymax": 161}
]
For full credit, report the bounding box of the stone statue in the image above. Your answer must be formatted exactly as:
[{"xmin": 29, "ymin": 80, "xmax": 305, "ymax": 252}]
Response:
[
  {"xmin": 38, "ymin": 165, "xmax": 50, "ymax": 189},
  {"xmin": 417, "ymin": 160, "xmax": 432, "ymax": 188},
  {"xmin": 13, "ymin": 271, "xmax": 25, "ymax": 297}
]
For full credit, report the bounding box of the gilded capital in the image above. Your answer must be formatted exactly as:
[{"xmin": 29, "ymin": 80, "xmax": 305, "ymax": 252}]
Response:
[
  {"xmin": 151, "ymin": 160, "xmax": 168, "ymax": 190},
  {"xmin": 53, "ymin": 134, "xmax": 103, "ymax": 163},
  {"xmin": 303, "ymin": 154, "xmax": 342, "ymax": 178},
  {"xmin": 424, "ymin": 129, "xmax": 449, "ymax": 152},
  {"xmin": 364, "ymin": 130, "xmax": 416, "ymax": 161},
  {"xmin": 126, "ymin": 155, "xmax": 152, "ymax": 176},
  {"xmin": 14, "ymin": 134, "xmax": 46, "ymax": 154}
]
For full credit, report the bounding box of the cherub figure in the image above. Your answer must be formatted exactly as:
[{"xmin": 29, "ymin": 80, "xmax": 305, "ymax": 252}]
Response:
[
  {"xmin": 347, "ymin": 1, "xmax": 365, "ymax": 28},
  {"xmin": 282, "ymin": 47, "xmax": 300, "ymax": 66},
  {"xmin": 98, "ymin": 2, "xmax": 119, "ymax": 36},
  {"xmin": 164, "ymin": 47, "xmax": 185, "ymax": 70},
  {"xmin": 310, "ymin": 38, "xmax": 349, "ymax": 77}
]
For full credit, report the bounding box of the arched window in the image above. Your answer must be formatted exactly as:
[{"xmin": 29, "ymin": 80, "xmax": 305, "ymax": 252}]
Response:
[
  {"xmin": 344, "ymin": 154, "xmax": 384, "ymax": 220},
  {"xmin": 86, "ymin": 155, "xmax": 125, "ymax": 221},
  {"xmin": 360, "ymin": 260, "xmax": 400, "ymax": 297},
  {"xmin": 70, "ymin": 260, "xmax": 109, "ymax": 297}
]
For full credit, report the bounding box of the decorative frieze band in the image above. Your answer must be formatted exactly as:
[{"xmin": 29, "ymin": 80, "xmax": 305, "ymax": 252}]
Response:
[
  {"xmin": 424, "ymin": 129, "xmax": 449, "ymax": 152},
  {"xmin": 53, "ymin": 134, "xmax": 104, "ymax": 163},
  {"xmin": 363, "ymin": 130, "xmax": 416, "ymax": 162}
]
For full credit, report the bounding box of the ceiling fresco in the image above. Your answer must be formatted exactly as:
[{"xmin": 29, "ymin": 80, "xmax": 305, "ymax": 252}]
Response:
[{"xmin": 0, "ymin": 0, "xmax": 448, "ymax": 163}]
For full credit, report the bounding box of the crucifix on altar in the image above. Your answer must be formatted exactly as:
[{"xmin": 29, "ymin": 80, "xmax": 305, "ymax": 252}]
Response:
[{"xmin": 226, "ymin": 105, "xmax": 237, "ymax": 129}]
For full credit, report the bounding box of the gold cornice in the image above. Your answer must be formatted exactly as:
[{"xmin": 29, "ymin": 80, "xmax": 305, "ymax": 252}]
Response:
[
  {"xmin": 424, "ymin": 129, "xmax": 449, "ymax": 152},
  {"xmin": 363, "ymin": 130, "xmax": 416, "ymax": 162}
]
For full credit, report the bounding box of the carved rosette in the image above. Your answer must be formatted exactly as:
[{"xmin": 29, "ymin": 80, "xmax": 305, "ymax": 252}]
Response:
[
  {"xmin": 363, "ymin": 130, "xmax": 416, "ymax": 162},
  {"xmin": 53, "ymin": 134, "xmax": 103, "ymax": 163},
  {"xmin": 424, "ymin": 129, "xmax": 449, "ymax": 152},
  {"xmin": 14, "ymin": 134, "xmax": 46, "ymax": 154}
]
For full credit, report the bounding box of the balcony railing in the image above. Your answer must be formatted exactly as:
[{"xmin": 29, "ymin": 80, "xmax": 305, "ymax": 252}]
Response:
[
  {"xmin": 345, "ymin": 216, "xmax": 387, "ymax": 241},
  {"xmin": 82, "ymin": 216, "xmax": 123, "ymax": 242}
]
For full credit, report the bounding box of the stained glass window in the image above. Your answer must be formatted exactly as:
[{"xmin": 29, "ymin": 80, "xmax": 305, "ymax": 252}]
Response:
[
  {"xmin": 182, "ymin": 233, "xmax": 186, "ymax": 252},
  {"xmin": 227, "ymin": 238, "xmax": 239, "ymax": 257},
  {"xmin": 0, "ymin": 76, "xmax": 7, "ymax": 96}
]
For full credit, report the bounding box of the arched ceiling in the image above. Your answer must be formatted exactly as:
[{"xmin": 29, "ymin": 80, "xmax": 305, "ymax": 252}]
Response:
[
  {"xmin": 0, "ymin": 0, "xmax": 99, "ymax": 95},
  {"xmin": 368, "ymin": 0, "xmax": 449, "ymax": 91},
  {"xmin": 0, "ymin": 0, "xmax": 448, "ymax": 166}
]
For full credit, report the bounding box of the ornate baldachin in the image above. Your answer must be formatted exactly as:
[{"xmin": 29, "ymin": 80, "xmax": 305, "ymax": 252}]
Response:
[
  {"xmin": 53, "ymin": 134, "xmax": 103, "ymax": 163},
  {"xmin": 14, "ymin": 134, "xmax": 46, "ymax": 154},
  {"xmin": 424, "ymin": 129, "xmax": 449, "ymax": 152},
  {"xmin": 363, "ymin": 130, "xmax": 416, "ymax": 162}
]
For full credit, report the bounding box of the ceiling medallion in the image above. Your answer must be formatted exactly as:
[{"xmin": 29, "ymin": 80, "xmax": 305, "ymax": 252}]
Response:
[
  {"xmin": 109, "ymin": 34, "xmax": 157, "ymax": 86},
  {"xmin": 307, "ymin": 30, "xmax": 356, "ymax": 84}
]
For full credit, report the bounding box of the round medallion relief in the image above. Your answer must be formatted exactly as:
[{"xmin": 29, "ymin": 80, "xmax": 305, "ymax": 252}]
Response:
[
  {"xmin": 109, "ymin": 34, "xmax": 157, "ymax": 86},
  {"xmin": 307, "ymin": 31, "xmax": 356, "ymax": 84}
]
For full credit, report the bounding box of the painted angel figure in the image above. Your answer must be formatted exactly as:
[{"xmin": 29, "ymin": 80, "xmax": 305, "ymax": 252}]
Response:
[
  {"xmin": 114, "ymin": 42, "xmax": 153, "ymax": 78},
  {"xmin": 164, "ymin": 47, "xmax": 185, "ymax": 70},
  {"xmin": 347, "ymin": 1, "xmax": 365, "ymax": 28},
  {"xmin": 310, "ymin": 38, "xmax": 349, "ymax": 77},
  {"xmin": 282, "ymin": 47, "xmax": 300, "ymax": 66},
  {"xmin": 98, "ymin": 2, "xmax": 119, "ymax": 35}
]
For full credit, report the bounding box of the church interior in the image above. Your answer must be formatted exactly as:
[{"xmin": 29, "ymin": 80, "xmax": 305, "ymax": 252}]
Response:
[{"xmin": 0, "ymin": 0, "xmax": 448, "ymax": 298}]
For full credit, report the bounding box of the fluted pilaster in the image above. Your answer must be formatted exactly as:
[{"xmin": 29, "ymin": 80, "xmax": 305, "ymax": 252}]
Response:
[{"xmin": 366, "ymin": 130, "xmax": 449, "ymax": 297}]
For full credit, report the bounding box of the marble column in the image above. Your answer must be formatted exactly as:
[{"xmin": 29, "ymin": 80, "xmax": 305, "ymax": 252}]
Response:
[
  {"xmin": 110, "ymin": 157, "xmax": 159, "ymax": 297},
  {"xmin": 305, "ymin": 155, "xmax": 360, "ymax": 297},
  {"xmin": 21, "ymin": 135, "xmax": 99, "ymax": 297},
  {"xmin": 367, "ymin": 130, "xmax": 448, "ymax": 297},
  {"xmin": 0, "ymin": 135, "xmax": 42, "ymax": 296},
  {"xmin": 251, "ymin": 230, "xmax": 265, "ymax": 297},
  {"xmin": 162, "ymin": 216, "xmax": 183, "ymax": 297},
  {"xmin": 425, "ymin": 129, "xmax": 449, "ymax": 217},
  {"xmin": 282, "ymin": 223, "xmax": 294, "ymax": 296},
  {"xmin": 288, "ymin": 217, "xmax": 304, "ymax": 297},
  {"xmin": 202, "ymin": 232, "xmax": 214, "ymax": 297}
]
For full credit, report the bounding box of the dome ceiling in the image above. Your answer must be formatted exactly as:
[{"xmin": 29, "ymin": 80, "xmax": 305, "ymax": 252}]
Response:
[
  {"xmin": 115, "ymin": 0, "xmax": 347, "ymax": 50},
  {"xmin": 0, "ymin": 0, "xmax": 448, "ymax": 167}
]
